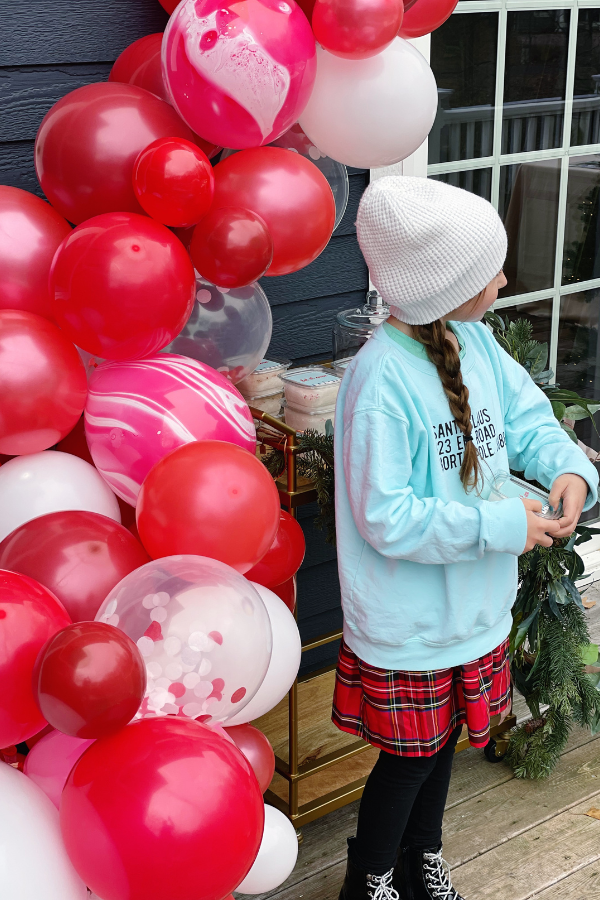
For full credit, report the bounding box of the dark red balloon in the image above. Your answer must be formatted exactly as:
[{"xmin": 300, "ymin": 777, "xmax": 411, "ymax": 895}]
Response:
[
  {"xmin": 0, "ymin": 310, "xmax": 87, "ymax": 456},
  {"xmin": 224, "ymin": 724, "xmax": 275, "ymax": 793},
  {"xmin": 313, "ymin": 0, "xmax": 403, "ymax": 59},
  {"xmin": 137, "ymin": 440, "xmax": 281, "ymax": 573},
  {"xmin": 190, "ymin": 207, "xmax": 274, "ymax": 288},
  {"xmin": 399, "ymin": 0, "xmax": 458, "ymax": 37},
  {"xmin": 0, "ymin": 511, "xmax": 150, "ymax": 623},
  {"xmin": 0, "ymin": 570, "xmax": 71, "ymax": 747},
  {"xmin": 50, "ymin": 212, "xmax": 196, "ymax": 360},
  {"xmin": 133, "ymin": 137, "xmax": 215, "ymax": 227},
  {"xmin": 245, "ymin": 509, "xmax": 305, "ymax": 588},
  {"xmin": 60, "ymin": 718, "xmax": 264, "ymax": 900},
  {"xmin": 35, "ymin": 83, "xmax": 201, "ymax": 225},
  {"xmin": 0, "ymin": 186, "xmax": 71, "ymax": 319},
  {"xmin": 109, "ymin": 35, "xmax": 220, "ymax": 160},
  {"xmin": 34, "ymin": 622, "xmax": 146, "ymax": 739},
  {"xmin": 158, "ymin": 0, "xmax": 179, "ymax": 12},
  {"xmin": 271, "ymin": 575, "xmax": 297, "ymax": 613},
  {"xmin": 212, "ymin": 148, "xmax": 336, "ymax": 276}
]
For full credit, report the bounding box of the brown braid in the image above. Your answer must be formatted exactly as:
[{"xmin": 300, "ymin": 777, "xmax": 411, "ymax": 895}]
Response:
[{"xmin": 412, "ymin": 318, "xmax": 482, "ymax": 492}]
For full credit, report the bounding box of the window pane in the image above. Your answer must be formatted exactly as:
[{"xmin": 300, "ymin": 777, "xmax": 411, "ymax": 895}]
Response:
[
  {"xmin": 562, "ymin": 154, "xmax": 600, "ymax": 286},
  {"xmin": 499, "ymin": 160, "xmax": 561, "ymax": 297},
  {"xmin": 496, "ymin": 298, "xmax": 553, "ymax": 347},
  {"xmin": 502, "ymin": 10, "xmax": 570, "ymax": 154},
  {"xmin": 429, "ymin": 168, "xmax": 492, "ymax": 201},
  {"xmin": 429, "ymin": 13, "xmax": 497, "ymax": 165},
  {"xmin": 557, "ymin": 288, "xmax": 600, "ymax": 520},
  {"xmin": 571, "ymin": 9, "xmax": 600, "ymax": 147}
]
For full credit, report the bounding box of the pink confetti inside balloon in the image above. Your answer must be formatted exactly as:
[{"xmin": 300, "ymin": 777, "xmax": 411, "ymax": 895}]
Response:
[
  {"xmin": 96, "ymin": 555, "xmax": 272, "ymax": 724},
  {"xmin": 84, "ymin": 354, "xmax": 256, "ymax": 506},
  {"xmin": 162, "ymin": 0, "xmax": 317, "ymax": 149}
]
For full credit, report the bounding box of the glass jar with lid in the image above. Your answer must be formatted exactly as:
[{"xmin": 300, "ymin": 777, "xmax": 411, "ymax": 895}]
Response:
[{"xmin": 332, "ymin": 290, "xmax": 390, "ymax": 361}]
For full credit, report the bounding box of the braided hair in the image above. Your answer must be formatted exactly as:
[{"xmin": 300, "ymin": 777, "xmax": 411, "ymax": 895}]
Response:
[{"xmin": 412, "ymin": 316, "xmax": 482, "ymax": 493}]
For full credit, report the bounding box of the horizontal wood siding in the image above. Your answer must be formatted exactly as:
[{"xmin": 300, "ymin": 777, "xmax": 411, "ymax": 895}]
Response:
[{"xmin": 0, "ymin": 0, "xmax": 369, "ymax": 676}]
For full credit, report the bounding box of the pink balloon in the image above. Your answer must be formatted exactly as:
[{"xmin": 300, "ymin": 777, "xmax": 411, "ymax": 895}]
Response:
[
  {"xmin": 162, "ymin": 0, "xmax": 317, "ymax": 149},
  {"xmin": 24, "ymin": 730, "xmax": 93, "ymax": 809},
  {"xmin": 84, "ymin": 354, "xmax": 256, "ymax": 506}
]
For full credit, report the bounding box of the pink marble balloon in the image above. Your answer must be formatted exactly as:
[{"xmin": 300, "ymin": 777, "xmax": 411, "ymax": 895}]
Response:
[
  {"xmin": 24, "ymin": 730, "xmax": 94, "ymax": 809},
  {"xmin": 162, "ymin": 0, "xmax": 317, "ymax": 150},
  {"xmin": 84, "ymin": 354, "xmax": 256, "ymax": 506}
]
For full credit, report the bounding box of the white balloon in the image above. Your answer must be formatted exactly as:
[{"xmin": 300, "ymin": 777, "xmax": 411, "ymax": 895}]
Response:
[
  {"xmin": 236, "ymin": 805, "xmax": 299, "ymax": 894},
  {"xmin": 299, "ymin": 39, "xmax": 438, "ymax": 169},
  {"xmin": 0, "ymin": 450, "xmax": 120, "ymax": 541},
  {"xmin": 225, "ymin": 582, "xmax": 301, "ymax": 725},
  {"xmin": 0, "ymin": 763, "xmax": 87, "ymax": 900}
]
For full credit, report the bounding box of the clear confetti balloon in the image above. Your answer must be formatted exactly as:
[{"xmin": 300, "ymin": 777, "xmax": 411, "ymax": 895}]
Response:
[
  {"xmin": 96, "ymin": 556, "xmax": 272, "ymax": 725},
  {"xmin": 221, "ymin": 123, "xmax": 349, "ymax": 231},
  {"xmin": 163, "ymin": 277, "xmax": 273, "ymax": 384}
]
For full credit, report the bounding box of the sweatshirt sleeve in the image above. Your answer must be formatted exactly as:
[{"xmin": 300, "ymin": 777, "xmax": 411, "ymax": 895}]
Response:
[
  {"xmin": 343, "ymin": 407, "xmax": 527, "ymax": 564},
  {"xmin": 501, "ymin": 351, "xmax": 599, "ymax": 509}
]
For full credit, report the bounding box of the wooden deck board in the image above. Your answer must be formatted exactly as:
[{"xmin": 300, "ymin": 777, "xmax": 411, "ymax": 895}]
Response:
[{"xmin": 529, "ymin": 857, "xmax": 600, "ymax": 898}]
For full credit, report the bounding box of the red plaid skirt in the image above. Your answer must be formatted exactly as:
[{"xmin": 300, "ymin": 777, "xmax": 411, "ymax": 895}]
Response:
[{"xmin": 332, "ymin": 637, "xmax": 511, "ymax": 757}]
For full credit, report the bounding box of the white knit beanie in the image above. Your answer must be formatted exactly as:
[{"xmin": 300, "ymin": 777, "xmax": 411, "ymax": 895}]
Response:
[{"xmin": 356, "ymin": 176, "xmax": 507, "ymax": 325}]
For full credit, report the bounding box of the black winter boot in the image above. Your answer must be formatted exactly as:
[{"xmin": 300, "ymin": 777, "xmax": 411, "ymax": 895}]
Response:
[
  {"xmin": 393, "ymin": 846, "xmax": 466, "ymax": 900},
  {"xmin": 339, "ymin": 839, "xmax": 400, "ymax": 900}
]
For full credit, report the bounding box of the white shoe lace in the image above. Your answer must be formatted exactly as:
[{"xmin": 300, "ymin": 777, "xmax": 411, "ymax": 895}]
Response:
[
  {"xmin": 366, "ymin": 869, "xmax": 400, "ymax": 900},
  {"xmin": 423, "ymin": 849, "xmax": 459, "ymax": 900}
]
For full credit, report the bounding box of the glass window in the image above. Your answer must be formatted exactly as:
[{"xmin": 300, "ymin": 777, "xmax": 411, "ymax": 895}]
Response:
[
  {"xmin": 571, "ymin": 9, "xmax": 600, "ymax": 147},
  {"xmin": 496, "ymin": 298, "xmax": 553, "ymax": 348},
  {"xmin": 502, "ymin": 10, "xmax": 570, "ymax": 154},
  {"xmin": 429, "ymin": 168, "xmax": 492, "ymax": 201},
  {"xmin": 557, "ymin": 288, "xmax": 600, "ymax": 520},
  {"xmin": 429, "ymin": 13, "xmax": 498, "ymax": 165},
  {"xmin": 563, "ymin": 154, "xmax": 600, "ymax": 286},
  {"xmin": 499, "ymin": 159, "xmax": 561, "ymax": 297}
]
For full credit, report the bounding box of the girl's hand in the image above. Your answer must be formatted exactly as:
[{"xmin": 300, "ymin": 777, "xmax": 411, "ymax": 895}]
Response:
[
  {"xmin": 548, "ymin": 474, "xmax": 589, "ymax": 538},
  {"xmin": 521, "ymin": 498, "xmax": 562, "ymax": 551}
]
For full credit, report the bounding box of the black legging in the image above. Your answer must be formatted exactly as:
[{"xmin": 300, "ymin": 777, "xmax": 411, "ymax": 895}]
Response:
[{"xmin": 349, "ymin": 725, "xmax": 463, "ymax": 876}]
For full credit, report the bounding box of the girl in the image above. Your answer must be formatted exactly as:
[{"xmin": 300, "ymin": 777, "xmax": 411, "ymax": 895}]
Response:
[{"xmin": 333, "ymin": 177, "xmax": 599, "ymax": 900}]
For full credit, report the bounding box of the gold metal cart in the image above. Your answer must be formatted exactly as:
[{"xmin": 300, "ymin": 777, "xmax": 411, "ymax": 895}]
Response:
[{"xmin": 250, "ymin": 408, "xmax": 517, "ymax": 831}]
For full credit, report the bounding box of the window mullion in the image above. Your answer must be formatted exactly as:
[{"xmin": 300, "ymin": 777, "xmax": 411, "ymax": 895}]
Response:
[{"xmin": 491, "ymin": 1, "xmax": 508, "ymax": 209}]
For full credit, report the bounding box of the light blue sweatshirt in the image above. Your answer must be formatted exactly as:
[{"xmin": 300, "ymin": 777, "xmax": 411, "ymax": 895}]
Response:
[{"xmin": 334, "ymin": 321, "xmax": 599, "ymax": 671}]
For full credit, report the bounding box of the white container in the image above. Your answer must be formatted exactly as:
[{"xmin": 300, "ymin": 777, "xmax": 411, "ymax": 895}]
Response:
[
  {"xmin": 238, "ymin": 359, "xmax": 291, "ymax": 397},
  {"xmin": 245, "ymin": 389, "xmax": 284, "ymax": 417},
  {"xmin": 284, "ymin": 402, "xmax": 336, "ymax": 434},
  {"xmin": 332, "ymin": 357, "xmax": 354, "ymax": 376},
  {"xmin": 282, "ymin": 367, "xmax": 341, "ymax": 410}
]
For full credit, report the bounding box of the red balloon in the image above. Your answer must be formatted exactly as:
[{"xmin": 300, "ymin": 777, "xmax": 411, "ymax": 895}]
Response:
[
  {"xmin": 0, "ymin": 186, "xmax": 71, "ymax": 319},
  {"xmin": 0, "ymin": 511, "xmax": 150, "ymax": 623},
  {"xmin": 35, "ymin": 83, "xmax": 200, "ymax": 225},
  {"xmin": 212, "ymin": 148, "xmax": 336, "ymax": 276},
  {"xmin": 0, "ymin": 570, "xmax": 71, "ymax": 747},
  {"xmin": 137, "ymin": 440, "xmax": 280, "ymax": 573},
  {"xmin": 109, "ymin": 36, "xmax": 220, "ymax": 160},
  {"xmin": 313, "ymin": 0, "xmax": 403, "ymax": 59},
  {"xmin": 271, "ymin": 575, "xmax": 297, "ymax": 613},
  {"xmin": 158, "ymin": 0, "xmax": 179, "ymax": 12},
  {"xmin": 34, "ymin": 622, "xmax": 146, "ymax": 739},
  {"xmin": 49, "ymin": 212, "xmax": 196, "ymax": 360},
  {"xmin": 190, "ymin": 207, "xmax": 274, "ymax": 288},
  {"xmin": 60, "ymin": 718, "xmax": 264, "ymax": 900},
  {"xmin": 133, "ymin": 137, "xmax": 215, "ymax": 227},
  {"xmin": 0, "ymin": 310, "xmax": 87, "ymax": 456},
  {"xmin": 245, "ymin": 510, "xmax": 305, "ymax": 588},
  {"xmin": 224, "ymin": 724, "xmax": 275, "ymax": 793},
  {"xmin": 399, "ymin": 0, "xmax": 458, "ymax": 37},
  {"xmin": 296, "ymin": 0, "xmax": 317, "ymax": 19}
]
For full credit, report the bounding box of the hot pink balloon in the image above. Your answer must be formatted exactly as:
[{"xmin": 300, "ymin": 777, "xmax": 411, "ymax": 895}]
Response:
[
  {"xmin": 84, "ymin": 354, "xmax": 256, "ymax": 506},
  {"xmin": 162, "ymin": 0, "xmax": 317, "ymax": 149},
  {"xmin": 23, "ymin": 730, "xmax": 94, "ymax": 809}
]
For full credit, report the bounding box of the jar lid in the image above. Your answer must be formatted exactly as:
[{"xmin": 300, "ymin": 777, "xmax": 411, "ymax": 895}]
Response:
[{"xmin": 281, "ymin": 366, "xmax": 341, "ymax": 391}]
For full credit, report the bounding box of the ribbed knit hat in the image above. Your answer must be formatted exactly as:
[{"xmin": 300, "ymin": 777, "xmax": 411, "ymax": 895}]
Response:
[{"xmin": 356, "ymin": 176, "xmax": 507, "ymax": 325}]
